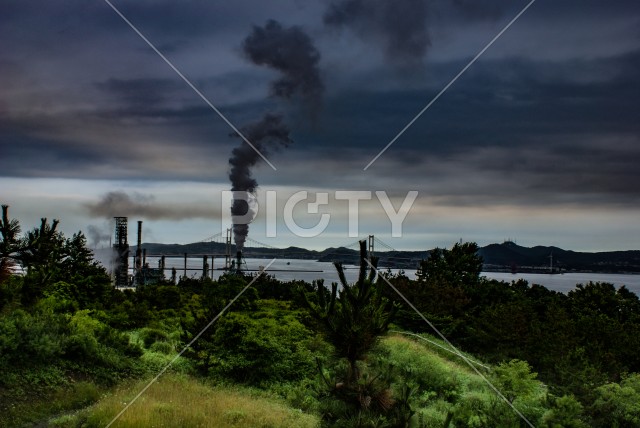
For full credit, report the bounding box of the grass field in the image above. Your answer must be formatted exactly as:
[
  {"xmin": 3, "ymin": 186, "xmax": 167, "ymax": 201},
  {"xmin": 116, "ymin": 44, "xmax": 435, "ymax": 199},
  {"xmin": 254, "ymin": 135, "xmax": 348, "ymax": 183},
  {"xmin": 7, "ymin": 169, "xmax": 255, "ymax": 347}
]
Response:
[{"xmin": 49, "ymin": 374, "xmax": 319, "ymax": 428}]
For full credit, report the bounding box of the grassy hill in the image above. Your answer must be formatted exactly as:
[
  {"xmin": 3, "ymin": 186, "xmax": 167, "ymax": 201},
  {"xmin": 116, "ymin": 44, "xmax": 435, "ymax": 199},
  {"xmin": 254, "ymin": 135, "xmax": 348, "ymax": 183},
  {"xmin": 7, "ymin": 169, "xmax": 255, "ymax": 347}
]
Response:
[
  {"xmin": 49, "ymin": 374, "xmax": 319, "ymax": 428},
  {"xmin": 44, "ymin": 332, "xmax": 554, "ymax": 428}
]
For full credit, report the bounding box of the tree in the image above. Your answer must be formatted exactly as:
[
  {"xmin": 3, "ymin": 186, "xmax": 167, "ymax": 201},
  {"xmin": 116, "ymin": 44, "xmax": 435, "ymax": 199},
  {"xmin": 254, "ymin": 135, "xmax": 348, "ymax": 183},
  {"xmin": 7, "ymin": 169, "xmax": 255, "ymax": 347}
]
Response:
[
  {"xmin": 305, "ymin": 240, "xmax": 396, "ymax": 383},
  {"xmin": 17, "ymin": 218, "xmax": 65, "ymax": 304},
  {"xmin": 491, "ymin": 359, "xmax": 543, "ymax": 404},
  {"xmin": 591, "ymin": 373, "xmax": 640, "ymax": 427},
  {"xmin": 14, "ymin": 219, "xmax": 112, "ymax": 307},
  {"xmin": 303, "ymin": 241, "xmax": 399, "ymax": 425},
  {"xmin": 416, "ymin": 242, "xmax": 482, "ymax": 287},
  {"xmin": 0, "ymin": 205, "xmax": 21, "ymax": 283},
  {"xmin": 542, "ymin": 395, "xmax": 588, "ymax": 428}
]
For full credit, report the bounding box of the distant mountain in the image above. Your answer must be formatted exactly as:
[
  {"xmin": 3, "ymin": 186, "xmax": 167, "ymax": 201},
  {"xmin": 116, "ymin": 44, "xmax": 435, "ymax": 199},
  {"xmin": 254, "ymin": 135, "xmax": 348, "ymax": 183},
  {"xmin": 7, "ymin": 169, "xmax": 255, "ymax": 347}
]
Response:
[
  {"xmin": 126, "ymin": 241, "xmax": 640, "ymax": 274},
  {"xmin": 479, "ymin": 241, "xmax": 640, "ymax": 273}
]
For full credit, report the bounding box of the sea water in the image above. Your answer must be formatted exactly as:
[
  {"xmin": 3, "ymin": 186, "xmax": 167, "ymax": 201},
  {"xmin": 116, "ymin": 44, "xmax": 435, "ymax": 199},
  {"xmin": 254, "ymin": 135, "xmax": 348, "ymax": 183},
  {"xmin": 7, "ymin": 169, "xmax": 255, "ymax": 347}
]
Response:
[{"xmin": 144, "ymin": 257, "xmax": 640, "ymax": 295}]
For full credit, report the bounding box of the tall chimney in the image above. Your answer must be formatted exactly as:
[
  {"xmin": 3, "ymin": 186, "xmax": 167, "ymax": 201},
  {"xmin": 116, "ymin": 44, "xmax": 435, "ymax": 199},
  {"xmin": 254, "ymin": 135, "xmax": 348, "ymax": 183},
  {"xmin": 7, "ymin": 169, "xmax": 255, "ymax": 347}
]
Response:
[
  {"xmin": 136, "ymin": 221, "xmax": 142, "ymax": 271},
  {"xmin": 113, "ymin": 217, "xmax": 129, "ymax": 287},
  {"xmin": 236, "ymin": 250, "xmax": 242, "ymax": 274}
]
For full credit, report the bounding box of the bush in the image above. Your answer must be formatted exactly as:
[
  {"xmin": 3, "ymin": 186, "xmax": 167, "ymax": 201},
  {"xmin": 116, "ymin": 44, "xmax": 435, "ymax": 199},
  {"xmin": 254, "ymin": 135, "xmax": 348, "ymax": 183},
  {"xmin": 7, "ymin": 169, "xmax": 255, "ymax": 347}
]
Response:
[
  {"xmin": 376, "ymin": 336, "xmax": 463, "ymax": 401},
  {"xmin": 65, "ymin": 310, "xmax": 103, "ymax": 358},
  {"xmin": 591, "ymin": 373, "xmax": 640, "ymax": 427},
  {"xmin": 149, "ymin": 341, "xmax": 174, "ymax": 355},
  {"xmin": 199, "ymin": 309, "xmax": 315, "ymax": 385},
  {"xmin": 138, "ymin": 327, "xmax": 170, "ymax": 348},
  {"xmin": 542, "ymin": 395, "xmax": 588, "ymax": 428},
  {"xmin": 0, "ymin": 308, "xmax": 65, "ymax": 365}
]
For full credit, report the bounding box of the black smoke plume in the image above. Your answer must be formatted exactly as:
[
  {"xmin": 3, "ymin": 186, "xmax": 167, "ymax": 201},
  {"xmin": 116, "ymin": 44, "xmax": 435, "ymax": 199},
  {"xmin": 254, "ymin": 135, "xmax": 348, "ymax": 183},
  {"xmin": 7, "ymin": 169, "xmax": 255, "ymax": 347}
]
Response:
[
  {"xmin": 243, "ymin": 19, "xmax": 324, "ymax": 107},
  {"xmin": 229, "ymin": 114, "xmax": 293, "ymax": 249},
  {"xmin": 229, "ymin": 20, "xmax": 323, "ymax": 249},
  {"xmin": 324, "ymin": 0, "xmax": 430, "ymax": 64}
]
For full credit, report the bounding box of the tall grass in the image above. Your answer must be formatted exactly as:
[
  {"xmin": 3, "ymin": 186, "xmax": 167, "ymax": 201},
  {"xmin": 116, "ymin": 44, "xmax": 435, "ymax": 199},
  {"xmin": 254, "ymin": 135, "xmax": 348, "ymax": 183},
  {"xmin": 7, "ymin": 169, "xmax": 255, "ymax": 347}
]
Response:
[
  {"xmin": 380, "ymin": 335, "xmax": 488, "ymax": 392},
  {"xmin": 51, "ymin": 374, "xmax": 319, "ymax": 428},
  {"xmin": 377, "ymin": 335, "xmax": 548, "ymax": 427}
]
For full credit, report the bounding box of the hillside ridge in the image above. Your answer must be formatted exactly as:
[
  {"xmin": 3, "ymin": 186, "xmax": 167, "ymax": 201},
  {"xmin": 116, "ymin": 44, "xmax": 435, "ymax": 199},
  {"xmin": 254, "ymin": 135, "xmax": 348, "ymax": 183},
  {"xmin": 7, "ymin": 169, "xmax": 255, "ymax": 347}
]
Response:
[{"xmin": 122, "ymin": 241, "xmax": 640, "ymax": 273}]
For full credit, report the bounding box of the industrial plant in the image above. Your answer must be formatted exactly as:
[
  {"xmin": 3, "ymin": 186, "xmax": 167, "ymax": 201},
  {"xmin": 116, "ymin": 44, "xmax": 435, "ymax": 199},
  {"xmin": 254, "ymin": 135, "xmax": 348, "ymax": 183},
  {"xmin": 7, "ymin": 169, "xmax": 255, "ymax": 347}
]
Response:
[{"xmin": 111, "ymin": 217, "xmax": 246, "ymax": 287}]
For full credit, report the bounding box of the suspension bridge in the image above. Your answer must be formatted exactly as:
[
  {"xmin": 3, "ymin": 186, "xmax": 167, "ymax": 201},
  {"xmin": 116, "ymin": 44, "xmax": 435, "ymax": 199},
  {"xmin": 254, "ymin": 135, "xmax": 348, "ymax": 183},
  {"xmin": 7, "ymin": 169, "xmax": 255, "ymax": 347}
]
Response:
[
  {"xmin": 129, "ymin": 230, "xmax": 422, "ymax": 286},
  {"xmin": 195, "ymin": 230, "xmax": 402, "ymax": 263},
  {"xmin": 139, "ymin": 229, "xmax": 408, "ymax": 275}
]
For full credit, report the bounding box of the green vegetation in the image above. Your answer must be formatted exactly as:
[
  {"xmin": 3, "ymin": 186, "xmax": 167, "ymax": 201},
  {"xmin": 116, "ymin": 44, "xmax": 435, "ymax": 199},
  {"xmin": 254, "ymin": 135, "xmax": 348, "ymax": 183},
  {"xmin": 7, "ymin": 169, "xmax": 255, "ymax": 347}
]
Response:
[
  {"xmin": 2, "ymin": 206, "xmax": 640, "ymax": 427},
  {"xmin": 48, "ymin": 374, "xmax": 319, "ymax": 428}
]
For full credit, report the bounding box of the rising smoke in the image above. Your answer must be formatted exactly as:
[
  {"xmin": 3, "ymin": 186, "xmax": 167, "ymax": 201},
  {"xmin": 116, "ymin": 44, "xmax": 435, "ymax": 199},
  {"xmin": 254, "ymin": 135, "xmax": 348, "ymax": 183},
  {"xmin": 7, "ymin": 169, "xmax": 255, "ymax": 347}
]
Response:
[
  {"xmin": 86, "ymin": 224, "xmax": 111, "ymax": 248},
  {"xmin": 229, "ymin": 114, "xmax": 293, "ymax": 249},
  {"xmin": 228, "ymin": 20, "xmax": 324, "ymax": 249},
  {"xmin": 324, "ymin": 0, "xmax": 515, "ymax": 65},
  {"xmin": 324, "ymin": 0, "xmax": 430, "ymax": 64},
  {"xmin": 86, "ymin": 190, "xmax": 218, "ymax": 220},
  {"xmin": 243, "ymin": 19, "xmax": 324, "ymax": 108}
]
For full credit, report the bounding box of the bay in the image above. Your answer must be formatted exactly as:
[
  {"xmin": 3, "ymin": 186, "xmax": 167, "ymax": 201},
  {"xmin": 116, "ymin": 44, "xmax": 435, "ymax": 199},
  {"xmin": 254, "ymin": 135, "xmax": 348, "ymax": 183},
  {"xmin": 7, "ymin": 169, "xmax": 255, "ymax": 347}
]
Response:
[{"xmin": 143, "ymin": 257, "xmax": 640, "ymax": 295}]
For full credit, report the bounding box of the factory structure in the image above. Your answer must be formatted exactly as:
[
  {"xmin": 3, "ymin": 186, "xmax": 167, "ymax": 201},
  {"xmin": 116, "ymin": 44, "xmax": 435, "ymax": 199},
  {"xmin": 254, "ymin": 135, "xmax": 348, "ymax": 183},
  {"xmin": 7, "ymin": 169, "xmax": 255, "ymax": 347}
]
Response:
[
  {"xmin": 112, "ymin": 217, "xmax": 130, "ymax": 287},
  {"xmin": 111, "ymin": 217, "xmax": 246, "ymax": 287}
]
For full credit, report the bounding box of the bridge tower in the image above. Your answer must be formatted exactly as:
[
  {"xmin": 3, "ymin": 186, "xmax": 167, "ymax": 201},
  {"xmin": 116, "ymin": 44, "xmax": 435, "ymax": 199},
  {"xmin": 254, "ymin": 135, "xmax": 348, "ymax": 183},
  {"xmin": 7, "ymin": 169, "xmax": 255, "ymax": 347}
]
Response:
[{"xmin": 368, "ymin": 234, "xmax": 375, "ymax": 260}]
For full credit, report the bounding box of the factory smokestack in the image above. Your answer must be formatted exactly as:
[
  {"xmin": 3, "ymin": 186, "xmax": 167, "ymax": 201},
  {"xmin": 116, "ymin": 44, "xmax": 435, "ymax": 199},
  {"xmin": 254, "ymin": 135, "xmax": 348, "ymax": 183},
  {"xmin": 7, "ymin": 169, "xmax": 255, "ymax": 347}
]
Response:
[
  {"xmin": 136, "ymin": 220, "xmax": 142, "ymax": 271},
  {"xmin": 236, "ymin": 250, "xmax": 243, "ymax": 274},
  {"xmin": 113, "ymin": 217, "xmax": 129, "ymax": 287}
]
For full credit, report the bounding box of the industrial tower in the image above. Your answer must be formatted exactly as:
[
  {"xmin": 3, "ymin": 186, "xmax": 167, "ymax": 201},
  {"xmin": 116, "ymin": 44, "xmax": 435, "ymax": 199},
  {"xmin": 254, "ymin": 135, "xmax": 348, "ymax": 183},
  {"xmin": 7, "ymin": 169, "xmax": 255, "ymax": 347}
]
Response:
[{"xmin": 113, "ymin": 217, "xmax": 129, "ymax": 287}]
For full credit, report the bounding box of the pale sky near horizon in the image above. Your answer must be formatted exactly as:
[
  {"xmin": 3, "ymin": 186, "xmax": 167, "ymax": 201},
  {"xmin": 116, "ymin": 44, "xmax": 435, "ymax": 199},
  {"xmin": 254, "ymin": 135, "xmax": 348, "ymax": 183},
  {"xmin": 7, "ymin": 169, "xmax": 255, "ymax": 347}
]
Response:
[{"xmin": 2, "ymin": 0, "xmax": 639, "ymax": 252}]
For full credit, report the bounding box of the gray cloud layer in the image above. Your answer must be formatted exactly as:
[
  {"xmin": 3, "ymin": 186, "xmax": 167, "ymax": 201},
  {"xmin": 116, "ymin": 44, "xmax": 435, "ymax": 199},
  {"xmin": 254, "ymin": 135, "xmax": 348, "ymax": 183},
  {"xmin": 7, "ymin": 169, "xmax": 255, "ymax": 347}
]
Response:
[
  {"xmin": 324, "ymin": 0, "xmax": 430, "ymax": 64},
  {"xmin": 1, "ymin": 0, "xmax": 639, "ymax": 213}
]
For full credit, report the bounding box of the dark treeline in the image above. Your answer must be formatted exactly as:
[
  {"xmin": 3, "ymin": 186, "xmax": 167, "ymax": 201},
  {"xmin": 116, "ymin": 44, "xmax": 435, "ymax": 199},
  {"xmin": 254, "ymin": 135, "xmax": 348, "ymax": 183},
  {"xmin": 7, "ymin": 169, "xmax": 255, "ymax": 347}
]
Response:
[
  {"xmin": 1, "ymin": 208, "xmax": 639, "ymax": 427},
  {"xmin": 387, "ymin": 243, "xmax": 640, "ymax": 400}
]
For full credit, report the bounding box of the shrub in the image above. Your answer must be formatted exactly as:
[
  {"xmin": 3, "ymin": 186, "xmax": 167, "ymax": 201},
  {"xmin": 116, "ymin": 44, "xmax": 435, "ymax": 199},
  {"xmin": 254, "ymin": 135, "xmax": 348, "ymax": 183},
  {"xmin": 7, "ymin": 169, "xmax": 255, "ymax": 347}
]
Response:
[
  {"xmin": 65, "ymin": 310, "xmax": 103, "ymax": 358},
  {"xmin": 542, "ymin": 395, "xmax": 588, "ymax": 428},
  {"xmin": 201, "ymin": 311, "xmax": 315, "ymax": 385},
  {"xmin": 138, "ymin": 327, "xmax": 169, "ymax": 348},
  {"xmin": 149, "ymin": 341, "xmax": 174, "ymax": 355},
  {"xmin": 591, "ymin": 373, "xmax": 640, "ymax": 427}
]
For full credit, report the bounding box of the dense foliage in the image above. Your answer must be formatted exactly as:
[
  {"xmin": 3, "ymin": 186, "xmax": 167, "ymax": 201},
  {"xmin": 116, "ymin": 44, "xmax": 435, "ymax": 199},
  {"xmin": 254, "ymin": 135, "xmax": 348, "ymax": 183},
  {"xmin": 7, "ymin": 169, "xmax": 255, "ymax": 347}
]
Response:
[
  {"xmin": 388, "ymin": 244, "xmax": 640, "ymax": 402},
  {"xmin": 1, "ymin": 207, "xmax": 639, "ymax": 427}
]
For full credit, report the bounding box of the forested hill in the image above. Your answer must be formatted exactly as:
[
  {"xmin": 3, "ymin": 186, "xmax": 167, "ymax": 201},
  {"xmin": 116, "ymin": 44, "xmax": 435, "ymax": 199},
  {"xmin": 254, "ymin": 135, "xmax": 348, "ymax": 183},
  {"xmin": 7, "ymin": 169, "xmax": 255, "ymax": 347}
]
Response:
[
  {"xmin": 478, "ymin": 241, "xmax": 640, "ymax": 273},
  {"xmin": 133, "ymin": 241, "xmax": 640, "ymax": 273}
]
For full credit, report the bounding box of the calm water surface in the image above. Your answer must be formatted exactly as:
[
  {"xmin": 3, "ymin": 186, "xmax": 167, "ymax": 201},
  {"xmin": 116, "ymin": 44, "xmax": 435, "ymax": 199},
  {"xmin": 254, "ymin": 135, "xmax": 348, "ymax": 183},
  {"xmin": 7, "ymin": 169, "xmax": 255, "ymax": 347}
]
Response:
[{"xmin": 147, "ymin": 257, "xmax": 640, "ymax": 295}]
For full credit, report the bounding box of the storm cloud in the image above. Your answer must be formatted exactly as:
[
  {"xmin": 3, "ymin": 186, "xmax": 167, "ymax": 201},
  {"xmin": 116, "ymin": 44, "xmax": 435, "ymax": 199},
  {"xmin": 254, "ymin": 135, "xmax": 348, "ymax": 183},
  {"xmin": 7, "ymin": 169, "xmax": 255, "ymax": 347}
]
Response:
[{"xmin": 1, "ymin": 0, "xmax": 639, "ymax": 250}]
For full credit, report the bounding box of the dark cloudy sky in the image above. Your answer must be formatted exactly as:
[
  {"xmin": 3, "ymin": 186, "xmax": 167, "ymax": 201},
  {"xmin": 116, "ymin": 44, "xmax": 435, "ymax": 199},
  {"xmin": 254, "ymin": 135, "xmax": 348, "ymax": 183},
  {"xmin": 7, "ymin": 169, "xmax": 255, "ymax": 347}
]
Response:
[{"xmin": 1, "ymin": 0, "xmax": 639, "ymax": 251}]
